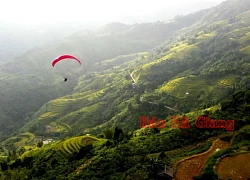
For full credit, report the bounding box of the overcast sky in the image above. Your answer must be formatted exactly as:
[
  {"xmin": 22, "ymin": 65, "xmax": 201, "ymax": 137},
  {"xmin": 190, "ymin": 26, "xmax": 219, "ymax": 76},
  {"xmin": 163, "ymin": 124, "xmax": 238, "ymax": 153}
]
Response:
[{"xmin": 0, "ymin": 0, "xmax": 226, "ymax": 26}]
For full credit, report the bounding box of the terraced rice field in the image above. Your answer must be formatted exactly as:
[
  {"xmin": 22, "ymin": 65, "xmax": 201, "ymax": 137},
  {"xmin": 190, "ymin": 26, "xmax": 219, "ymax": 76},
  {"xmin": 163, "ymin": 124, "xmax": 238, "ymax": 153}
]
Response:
[
  {"xmin": 197, "ymin": 32, "xmax": 216, "ymax": 40},
  {"xmin": 39, "ymin": 112, "xmax": 61, "ymax": 120},
  {"xmin": 218, "ymin": 75, "xmax": 235, "ymax": 87},
  {"xmin": 161, "ymin": 43, "xmax": 198, "ymax": 60},
  {"xmin": 38, "ymin": 99, "xmax": 73, "ymax": 121},
  {"xmin": 160, "ymin": 77, "xmax": 185, "ymax": 92},
  {"xmin": 3, "ymin": 132, "xmax": 36, "ymax": 148},
  {"xmin": 159, "ymin": 76, "xmax": 210, "ymax": 98},
  {"xmin": 173, "ymin": 139, "xmax": 230, "ymax": 180},
  {"xmin": 56, "ymin": 136, "xmax": 99, "ymax": 156},
  {"xmin": 37, "ymin": 88, "xmax": 105, "ymax": 132},
  {"xmin": 142, "ymin": 42, "xmax": 199, "ymax": 70},
  {"xmin": 237, "ymin": 10, "xmax": 250, "ymax": 26},
  {"xmin": 240, "ymin": 45, "xmax": 250, "ymax": 54},
  {"xmin": 86, "ymin": 89, "xmax": 105, "ymax": 101},
  {"xmin": 216, "ymin": 152, "xmax": 250, "ymax": 179},
  {"xmin": 62, "ymin": 102, "xmax": 101, "ymax": 119},
  {"xmin": 70, "ymin": 90, "xmax": 93, "ymax": 99},
  {"xmin": 229, "ymin": 25, "xmax": 250, "ymax": 35}
]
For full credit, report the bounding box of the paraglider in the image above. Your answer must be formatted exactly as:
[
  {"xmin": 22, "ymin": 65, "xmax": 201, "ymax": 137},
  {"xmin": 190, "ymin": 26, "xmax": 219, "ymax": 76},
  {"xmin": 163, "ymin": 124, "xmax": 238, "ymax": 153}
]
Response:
[
  {"xmin": 52, "ymin": 54, "xmax": 81, "ymax": 67},
  {"xmin": 52, "ymin": 54, "xmax": 81, "ymax": 82}
]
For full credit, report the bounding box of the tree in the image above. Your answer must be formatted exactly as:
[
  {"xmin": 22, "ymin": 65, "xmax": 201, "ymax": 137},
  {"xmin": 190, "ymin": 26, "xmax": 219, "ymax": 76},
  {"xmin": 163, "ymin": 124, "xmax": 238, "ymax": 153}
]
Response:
[
  {"xmin": 128, "ymin": 103, "xmax": 133, "ymax": 111},
  {"xmin": 149, "ymin": 157, "xmax": 165, "ymax": 176},
  {"xmin": 0, "ymin": 162, "xmax": 8, "ymax": 171},
  {"xmin": 8, "ymin": 150, "xmax": 11, "ymax": 157},
  {"xmin": 10, "ymin": 159, "xmax": 21, "ymax": 170},
  {"xmin": 37, "ymin": 141, "xmax": 43, "ymax": 147},
  {"xmin": 159, "ymin": 152, "xmax": 166, "ymax": 159},
  {"xmin": 125, "ymin": 74, "xmax": 130, "ymax": 80},
  {"xmin": 153, "ymin": 128, "xmax": 160, "ymax": 134},
  {"xmin": 12, "ymin": 150, "xmax": 17, "ymax": 160},
  {"xmin": 134, "ymin": 94, "xmax": 140, "ymax": 104},
  {"xmin": 118, "ymin": 133, "xmax": 125, "ymax": 142},
  {"xmin": 103, "ymin": 128, "xmax": 114, "ymax": 140},
  {"xmin": 77, "ymin": 144, "xmax": 94, "ymax": 159},
  {"xmin": 188, "ymin": 38, "xmax": 196, "ymax": 45},
  {"xmin": 97, "ymin": 134, "xmax": 104, "ymax": 138},
  {"xmin": 18, "ymin": 147, "xmax": 26, "ymax": 156},
  {"xmin": 158, "ymin": 152, "xmax": 170, "ymax": 165},
  {"xmin": 22, "ymin": 156, "xmax": 33, "ymax": 169},
  {"xmin": 113, "ymin": 127, "xmax": 124, "ymax": 142}
]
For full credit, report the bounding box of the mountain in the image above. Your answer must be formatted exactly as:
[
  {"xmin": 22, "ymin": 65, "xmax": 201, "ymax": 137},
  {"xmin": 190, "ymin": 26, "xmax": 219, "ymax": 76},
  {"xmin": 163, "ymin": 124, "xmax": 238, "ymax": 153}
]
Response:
[
  {"xmin": 0, "ymin": 17, "xmax": 207, "ymax": 141},
  {"xmin": 0, "ymin": 22, "xmax": 100, "ymax": 62},
  {"xmin": 1, "ymin": 0, "xmax": 250, "ymax": 179},
  {"xmin": 13, "ymin": 0, "xmax": 250, "ymax": 139},
  {"xmin": 96, "ymin": 22, "xmax": 131, "ymax": 35}
]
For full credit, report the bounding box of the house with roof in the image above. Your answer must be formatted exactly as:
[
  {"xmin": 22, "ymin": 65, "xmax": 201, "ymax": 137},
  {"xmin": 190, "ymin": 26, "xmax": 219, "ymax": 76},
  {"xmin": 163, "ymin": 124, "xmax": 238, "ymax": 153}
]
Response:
[
  {"xmin": 42, "ymin": 138, "xmax": 53, "ymax": 145},
  {"xmin": 156, "ymin": 165, "xmax": 173, "ymax": 180}
]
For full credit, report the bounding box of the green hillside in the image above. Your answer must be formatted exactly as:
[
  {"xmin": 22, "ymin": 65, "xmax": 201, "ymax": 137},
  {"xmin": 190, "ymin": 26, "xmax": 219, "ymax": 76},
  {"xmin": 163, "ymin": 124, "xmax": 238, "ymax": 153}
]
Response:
[
  {"xmin": 18, "ymin": 52, "xmax": 149, "ymax": 138},
  {"xmin": 0, "ymin": 19, "xmax": 194, "ymax": 141},
  {"xmin": 1, "ymin": 0, "xmax": 250, "ymax": 179},
  {"xmin": 11, "ymin": 0, "xmax": 250, "ymax": 141},
  {"xmin": 1, "ymin": 88, "xmax": 250, "ymax": 179}
]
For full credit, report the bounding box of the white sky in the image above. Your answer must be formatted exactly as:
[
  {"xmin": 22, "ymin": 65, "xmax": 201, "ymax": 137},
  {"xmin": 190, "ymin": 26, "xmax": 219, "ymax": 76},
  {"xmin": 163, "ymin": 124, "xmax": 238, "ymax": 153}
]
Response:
[{"xmin": 0, "ymin": 0, "xmax": 225, "ymax": 25}]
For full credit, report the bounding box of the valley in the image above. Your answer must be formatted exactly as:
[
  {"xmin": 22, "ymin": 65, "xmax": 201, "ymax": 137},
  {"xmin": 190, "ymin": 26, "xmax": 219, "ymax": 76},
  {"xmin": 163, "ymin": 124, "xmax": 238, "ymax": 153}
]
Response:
[{"xmin": 1, "ymin": 0, "xmax": 250, "ymax": 179}]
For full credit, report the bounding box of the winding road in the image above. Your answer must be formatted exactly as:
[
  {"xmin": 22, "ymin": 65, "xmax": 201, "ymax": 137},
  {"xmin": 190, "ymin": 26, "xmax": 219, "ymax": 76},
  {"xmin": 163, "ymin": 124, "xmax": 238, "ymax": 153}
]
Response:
[{"xmin": 130, "ymin": 73, "xmax": 137, "ymax": 84}]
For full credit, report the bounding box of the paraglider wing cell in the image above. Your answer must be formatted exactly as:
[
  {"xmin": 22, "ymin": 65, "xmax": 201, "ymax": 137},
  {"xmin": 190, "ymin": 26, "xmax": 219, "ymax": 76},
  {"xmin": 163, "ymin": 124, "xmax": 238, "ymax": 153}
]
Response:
[{"xmin": 52, "ymin": 54, "xmax": 81, "ymax": 67}]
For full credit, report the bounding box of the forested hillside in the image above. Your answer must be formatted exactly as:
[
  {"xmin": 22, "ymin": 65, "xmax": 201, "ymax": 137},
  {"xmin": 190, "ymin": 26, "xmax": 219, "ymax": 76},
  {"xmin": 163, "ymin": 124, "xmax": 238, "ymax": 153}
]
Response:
[
  {"xmin": 1, "ymin": 88, "xmax": 250, "ymax": 179},
  {"xmin": 1, "ymin": 0, "xmax": 250, "ymax": 179},
  {"xmin": 13, "ymin": 0, "xmax": 250, "ymax": 139},
  {"xmin": 0, "ymin": 17, "xmax": 205, "ymax": 141}
]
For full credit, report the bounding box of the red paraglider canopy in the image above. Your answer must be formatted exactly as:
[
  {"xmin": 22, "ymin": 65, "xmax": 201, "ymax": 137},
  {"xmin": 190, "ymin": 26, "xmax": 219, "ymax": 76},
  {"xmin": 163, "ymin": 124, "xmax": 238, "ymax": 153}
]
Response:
[{"xmin": 52, "ymin": 54, "xmax": 81, "ymax": 67}]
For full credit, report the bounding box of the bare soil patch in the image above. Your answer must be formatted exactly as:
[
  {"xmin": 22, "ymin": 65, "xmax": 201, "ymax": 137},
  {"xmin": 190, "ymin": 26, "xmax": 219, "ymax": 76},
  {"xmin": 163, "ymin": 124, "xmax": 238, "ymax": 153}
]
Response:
[
  {"xmin": 217, "ymin": 152, "xmax": 250, "ymax": 180},
  {"xmin": 173, "ymin": 139, "xmax": 229, "ymax": 180}
]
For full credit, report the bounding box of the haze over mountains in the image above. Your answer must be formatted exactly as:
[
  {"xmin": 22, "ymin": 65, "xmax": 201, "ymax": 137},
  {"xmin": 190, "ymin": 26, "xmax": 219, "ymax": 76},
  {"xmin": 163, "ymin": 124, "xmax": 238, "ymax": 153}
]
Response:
[
  {"xmin": 1, "ymin": 0, "xmax": 250, "ymax": 179},
  {"xmin": 0, "ymin": 1, "xmax": 222, "ymax": 140},
  {"xmin": 0, "ymin": 0, "xmax": 247, "ymax": 142},
  {"xmin": 0, "ymin": 0, "xmax": 227, "ymax": 139},
  {"xmin": 0, "ymin": 0, "xmax": 224, "ymax": 62}
]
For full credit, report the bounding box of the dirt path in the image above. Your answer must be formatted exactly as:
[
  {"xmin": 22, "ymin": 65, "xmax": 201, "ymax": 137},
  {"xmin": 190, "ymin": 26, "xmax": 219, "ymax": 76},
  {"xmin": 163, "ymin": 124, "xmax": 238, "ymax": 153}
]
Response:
[
  {"xmin": 173, "ymin": 139, "xmax": 230, "ymax": 180},
  {"xmin": 75, "ymin": 156, "xmax": 96, "ymax": 175}
]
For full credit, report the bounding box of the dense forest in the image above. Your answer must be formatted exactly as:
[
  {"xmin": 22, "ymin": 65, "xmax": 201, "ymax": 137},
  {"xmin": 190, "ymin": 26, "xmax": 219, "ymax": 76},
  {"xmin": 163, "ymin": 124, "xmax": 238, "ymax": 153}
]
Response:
[
  {"xmin": 1, "ymin": 0, "xmax": 250, "ymax": 179},
  {"xmin": 0, "ymin": 89, "xmax": 250, "ymax": 179}
]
